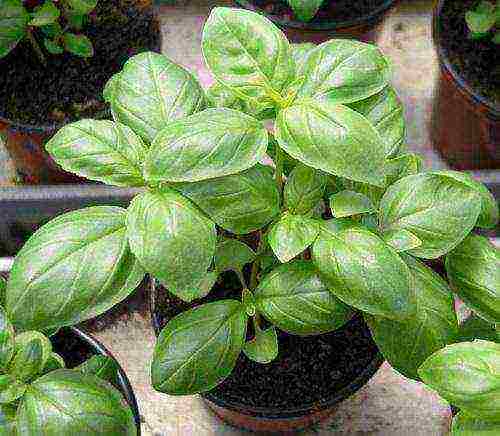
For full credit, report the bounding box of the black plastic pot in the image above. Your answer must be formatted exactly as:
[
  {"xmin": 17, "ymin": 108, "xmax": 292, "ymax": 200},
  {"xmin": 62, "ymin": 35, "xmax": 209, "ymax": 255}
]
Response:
[
  {"xmin": 150, "ymin": 280, "xmax": 384, "ymax": 433},
  {"xmin": 50, "ymin": 326, "xmax": 141, "ymax": 434},
  {"xmin": 234, "ymin": 0, "xmax": 398, "ymax": 43}
]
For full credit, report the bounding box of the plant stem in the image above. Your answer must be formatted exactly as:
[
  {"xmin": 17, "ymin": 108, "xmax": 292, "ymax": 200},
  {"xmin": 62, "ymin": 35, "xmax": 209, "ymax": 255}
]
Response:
[
  {"xmin": 249, "ymin": 231, "xmax": 265, "ymax": 290},
  {"xmin": 27, "ymin": 29, "xmax": 47, "ymax": 67},
  {"xmin": 235, "ymin": 269, "xmax": 247, "ymax": 291},
  {"xmin": 275, "ymin": 146, "xmax": 284, "ymax": 202}
]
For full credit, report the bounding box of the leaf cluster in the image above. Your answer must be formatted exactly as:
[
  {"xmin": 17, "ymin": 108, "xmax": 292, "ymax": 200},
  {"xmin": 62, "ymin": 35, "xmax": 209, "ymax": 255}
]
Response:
[{"xmin": 465, "ymin": 0, "xmax": 500, "ymax": 43}]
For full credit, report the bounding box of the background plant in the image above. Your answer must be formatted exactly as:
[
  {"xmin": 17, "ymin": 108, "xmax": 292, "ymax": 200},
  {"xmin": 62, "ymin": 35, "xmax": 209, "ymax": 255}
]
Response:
[
  {"xmin": 0, "ymin": 0, "xmax": 97, "ymax": 63},
  {"xmin": 286, "ymin": 0, "xmax": 324, "ymax": 22},
  {"xmin": 465, "ymin": 0, "xmax": 500, "ymax": 43}
]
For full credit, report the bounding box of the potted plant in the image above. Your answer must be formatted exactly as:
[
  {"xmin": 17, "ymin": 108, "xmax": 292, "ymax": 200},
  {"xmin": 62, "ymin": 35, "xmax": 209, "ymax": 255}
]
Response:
[
  {"xmin": 233, "ymin": 0, "xmax": 399, "ymax": 43},
  {"xmin": 30, "ymin": 7, "xmax": 498, "ymax": 432},
  {"xmin": 0, "ymin": 278, "xmax": 141, "ymax": 434},
  {"xmin": 432, "ymin": 0, "xmax": 500, "ymax": 170},
  {"xmin": 0, "ymin": 0, "xmax": 161, "ymax": 184}
]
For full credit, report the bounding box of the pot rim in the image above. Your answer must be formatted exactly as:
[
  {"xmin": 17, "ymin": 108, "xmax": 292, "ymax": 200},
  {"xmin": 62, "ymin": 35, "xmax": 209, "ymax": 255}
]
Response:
[
  {"xmin": 149, "ymin": 279, "xmax": 385, "ymax": 419},
  {"xmin": 62, "ymin": 326, "xmax": 142, "ymax": 434},
  {"xmin": 433, "ymin": 0, "xmax": 500, "ymax": 117},
  {"xmin": 233, "ymin": 0, "xmax": 398, "ymax": 31}
]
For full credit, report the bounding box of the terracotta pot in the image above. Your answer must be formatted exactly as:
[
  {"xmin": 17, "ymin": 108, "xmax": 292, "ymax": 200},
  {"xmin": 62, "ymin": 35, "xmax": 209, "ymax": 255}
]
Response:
[
  {"xmin": 432, "ymin": 0, "xmax": 500, "ymax": 170},
  {"xmin": 233, "ymin": 0, "xmax": 398, "ymax": 43},
  {"xmin": 150, "ymin": 280, "xmax": 384, "ymax": 433}
]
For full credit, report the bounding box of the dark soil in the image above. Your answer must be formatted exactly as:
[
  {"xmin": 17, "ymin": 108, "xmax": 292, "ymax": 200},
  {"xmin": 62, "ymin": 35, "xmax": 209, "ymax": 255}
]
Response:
[
  {"xmin": 438, "ymin": 0, "xmax": 500, "ymax": 106},
  {"xmin": 0, "ymin": 0, "xmax": 161, "ymax": 128},
  {"xmin": 153, "ymin": 270, "xmax": 381, "ymax": 411},
  {"xmin": 247, "ymin": 0, "xmax": 393, "ymax": 26}
]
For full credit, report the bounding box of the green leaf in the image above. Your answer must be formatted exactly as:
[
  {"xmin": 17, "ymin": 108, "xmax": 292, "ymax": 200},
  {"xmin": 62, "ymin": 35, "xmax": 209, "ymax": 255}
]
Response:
[
  {"xmin": 287, "ymin": 0, "xmax": 323, "ymax": 22},
  {"xmin": 466, "ymin": 1, "xmax": 496, "ymax": 33},
  {"xmin": 126, "ymin": 190, "xmax": 216, "ymax": 302},
  {"xmin": 111, "ymin": 52, "xmax": 205, "ymax": 143},
  {"xmin": 385, "ymin": 152, "xmax": 423, "ymax": 186},
  {"xmin": 144, "ymin": 108, "xmax": 268, "ymax": 183},
  {"xmin": 349, "ymin": 86, "xmax": 406, "ymax": 157},
  {"xmin": 6, "ymin": 206, "xmax": 145, "ymax": 332},
  {"xmin": 312, "ymin": 226, "xmax": 415, "ymax": 320},
  {"xmin": 0, "ymin": 0, "xmax": 29, "ymax": 58},
  {"xmin": 290, "ymin": 43, "xmax": 315, "ymax": 76},
  {"xmin": 63, "ymin": 33, "xmax": 94, "ymax": 58},
  {"xmin": 267, "ymin": 135, "xmax": 298, "ymax": 176},
  {"xmin": 17, "ymin": 369, "xmax": 137, "ymax": 435},
  {"xmin": 452, "ymin": 411, "xmax": 500, "ymax": 435},
  {"xmin": 254, "ymin": 261, "xmax": 354, "ymax": 335},
  {"xmin": 66, "ymin": 12, "xmax": 85, "ymax": 30},
  {"xmin": 242, "ymin": 288, "xmax": 256, "ymax": 316},
  {"xmin": 46, "ymin": 120, "xmax": 148, "ymax": 187},
  {"xmin": 202, "ymin": 7, "xmax": 294, "ymax": 109},
  {"xmin": 268, "ymin": 214, "xmax": 319, "ymax": 263},
  {"xmin": 330, "ymin": 190, "xmax": 375, "ymax": 218},
  {"xmin": 379, "ymin": 173, "xmax": 482, "ymax": 259},
  {"xmin": 296, "ymin": 39, "xmax": 391, "ymax": 103},
  {"xmin": 0, "ymin": 306, "xmax": 14, "ymax": 373},
  {"xmin": 0, "ymin": 404, "xmax": 16, "ymax": 435},
  {"xmin": 29, "ymin": 1, "xmax": 60, "ymax": 26},
  {"xmin": 434, "ymin": 170, "xmax": 499, "ymax": 229},
  {"xmin": 382, "ymin": 228, "xmax": 422, "ymax": 252},
  {"xmin": 284, "ymin": 163, "xmax": 327, "ymax": 215},
  {"xmin": 41, "ymin": 21, "xmax": 62, "ymax": 38},
  {"xmin": 418, "ymin": 340, "xmax": 500, "ymax": 421},
  {"xmin": 366, "ymin": 255, "xmax": 458, "ymax": 380},
  {"xmin": 152, "ymin": 300, "xmax": 247, "ymax": 395},
  {"xmin": 76, "ymin": 355, "xmax": 119, "ymax": 385},
  {"xmin": 446, "ymin": 234, "xmax": 500, "ymax": 324},
  {"xmin": 43, "ymin": 37, "xmax": 63, "ymax": 55},
  {"xmin": 103, "ymin": 73, "xmax": 121, "ymax": 103},
  {"xmin": 0, "ymin": 374, "xmax": 25, "ymax": 404},
  {"xmin": 41, "ymin": 352, "xmax": 66, "ymax": 374},
  {"xmin": 215, "ymin": 239, "xmax": 256, "ymax": 273},
  {"xmin": 276, "ymin": 99, "xmax": 386, "ymax": 187},
  {"xmin": 243, "ymin": 325, "xmax": 278, "ymax": 364},
  {"xmin": 174, "ymin": 164, "xmax": 280, "ymax": 235},
  {"xmin": 9, "ymin": 333, "xmax": 51, "ymax": 382},
  {"xmin": 65, "ymin": 0, "xmax": 97, "ymax": 14},
  {"xmin": 459, "ymin": 314, "xmax": 500, "ymax": 343}
]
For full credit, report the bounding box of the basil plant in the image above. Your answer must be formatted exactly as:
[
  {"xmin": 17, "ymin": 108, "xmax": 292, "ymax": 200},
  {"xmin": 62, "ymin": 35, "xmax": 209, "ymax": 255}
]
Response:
[
  {"xmin": 465, "ymin": 1, "xmax": 500, "ymax": 43},
  {"xmin": 286, "ymin": 0, "xmax": 326, "ymax": 22},
  {"xmin": 0, "ymin": 0, "xmax": 96, "ymax": 63},
  {"xmin": 0, "ymin": 286, "xmax": 137, "ymax": 435}
]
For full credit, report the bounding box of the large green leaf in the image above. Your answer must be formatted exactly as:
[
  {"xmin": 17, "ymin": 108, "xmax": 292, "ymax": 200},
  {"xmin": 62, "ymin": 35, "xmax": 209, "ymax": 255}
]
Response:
[
  {"xmin": 284, "ymin": 163, "xmax": 327, "ymax": 215},
  {"xmin": 418, "ymin": 340, "xmax": 500, "ymax": 421},
  {"xmin": 17, "ymin": 369, "xmax": 137, "ymax": 435},
  {"xmin": 452, "ymin": 411, "xmax": 500, "ymax": 435},
  {"xmin": 202, "ymin": 7, "xmax": 294, "ymax": 108},
  {"xmin": 287, "ymin": 0, "xmax": 323, "ymax": 22},
  {"xmin": 254, "ymin": 261, "xmax": 353, "ymax": 335},
  {"xmin": 446, "ymin": 234, "xmax": 500, "ymax": 324},
  {"xmin": 0, "ymin": 307, "xmax": 14, "ymax": 373},
  {"xmin": 366, "ymin": 255, "xmax": 458, "ymax": 380},
  {"xmin": 296, "ymin": 39, "xmax": 391, "ymax": 104},
  {"xmin": 276, "ymin": 99, "xmax": 386, "ymax": 187},
  {"xmin": 6, "ymin": 207, "xmax": 144, "ymax": 332},
  {"xmin": 174, "ymin": 164, "xmax": 280, "ymax": 234},
  {"xmin": 379, "ymin": 173, "xmax": 482, "ymax": 259},
  {"xmin": 111, "ymin": 52, "xmax": 205, "ymax": 143},
  {"xmin": 290, "ymin": 43, "xmax": 315, "ymax": 77},
  {"xmin": 0, "ymin": 374, "xmax": 25, "ymax": 404},
  {"xmin": 126, "ymin": 190, "xmax": 216, "ymax": 302},
  {"xmin": 144, "ymin": 108, "xmax": 268, "ymax": 183},
  {"xmin": 152, "ymin": 300, "xmax": 247, "ymax": 395},
  {"xmin": 46, "ymin": 120, "xmax": 147, "ymax": 187},
  {"xmin": 29, "ymin": 1, "xmax": 60, "ymax": 27},
  {"xmin": 268, "ymin": 214, "xmax": 320, "ymax": 263},
  {"xmin": 349, "ymin": 86, "xmax": 406, "ymax": 157},
  {"xmin": 0, "ymin": 0, "xmax": 29, "ymax": 58},
  {"xmin": 385, "ymin": 153, "xmax": 423, "ymax": 186},
  {"xmin": 312, "ymin": 226, "xmax": 415, "ymax": 320}
]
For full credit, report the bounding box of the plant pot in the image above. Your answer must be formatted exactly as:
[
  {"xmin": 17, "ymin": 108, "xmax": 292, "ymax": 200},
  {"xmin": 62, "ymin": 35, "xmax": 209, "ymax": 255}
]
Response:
[
  {"xmin": 150, "ymin": 279, "xmax": 384, "ymax": 433},
  {"xmin": 50, "ymin": 326, "xmax": 141, "ymax": 434},
  {"xmin": 432, "ymin": 0, "xmax": 500, "ymax": 170},
  {"xmin": 233, "ymin": 0, "xmax": 398, "ymax": 43},
  {"xmin": 0, "ymin": 1, "xmax": 162, "ymax": 185}
]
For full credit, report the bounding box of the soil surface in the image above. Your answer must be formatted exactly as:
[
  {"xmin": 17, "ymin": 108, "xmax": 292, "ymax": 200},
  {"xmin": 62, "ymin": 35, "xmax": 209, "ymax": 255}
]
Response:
[
  {"xmin": 0, "ymin": 0, "xmax": 160, "ymax": 127},
  {"xmin": 438, "ymin": 0, "xmax": 500, "ymax": 106},
  {"xmin": 153, "ymin": 270, "xmax": 381, "ymax": 411},
  {"xmin": 246, "ymin": 0, "xmax": 393, "ymax": 26}
]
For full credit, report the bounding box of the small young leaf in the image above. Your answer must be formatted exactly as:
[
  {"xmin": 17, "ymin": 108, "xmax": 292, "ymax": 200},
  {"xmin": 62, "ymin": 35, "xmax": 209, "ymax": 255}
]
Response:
[
  {"xmin": 0, "ymin": 374, "xmax": 26, "ymax": 404},
  {"xmin": 41, "ymin": 21, "xmax": 62, "ymax": 38},
  {"xmin": 29, "ymin": 1, "xmax": 60, "ymax": 26},
  {"xmin": 63, "ymin": 33, "xmax": 94, "ymax": 58},
  {"xmin": 76, "ymin": 355, "xmax": 119, "ymax": 385},
  {"xmin": 41, "ymin": 352, "xmax": 66, "ymax": 375},
  {"xmin": 243, "ymin": 326, "xmax": 279, "ymax": 364},
  {"xmin": 267, "ymin": 136, "xmax": 298, "ymax": 176},
  {"xmin": 287, "ymin": 0, "xmax": 323, "ymax": 22},
  {"xmin": 0, "ymin": 307, "xmax": 14, "ymax": 373},
  {"xmin": 382, "ymin": 228, "xmax": 422, "ymax": 252},
  {"xmin": 446, "ymin": 234, "xmax": 500, "ymax": 324},
  {"xmin": 284, "ymin": 163, "xmax": 328, "ymax": 215},
  {"xmin": 0, "ymin": 0, "xmax": 29, "ymax": 58},
  {"xmin": 385, "ymin": 153, "xmax": 423, "ymax": 185},
  {"xmin": 466, "ymin": 1, "xmax": 496, "ymax": 34},
  {"xmin": 418, "ymin": 340, "xmax": 500, "ymax": 421},
  {"xmin": 43, "ymin": 38, "xmax": 63, "ymax": 55},
  {"xmin": 46, "ymin": 119, "xmax": 148, "ymax": 187},
  {"xmin": 242, "ymin": 289, "xmax": 256, "ymax": 316},
  {"xmin": 254, "ymin": 261, "xmax": 354, "ymax": 336},
  {"xmin": 452, "ymin": 411, "xmax": 500, "ymax": 435},
  {"xmin": 9, "ymin": 335, "xmax": 49, "ymax": 382},
  {"xmin": 330, "ymin": 190, "xmax": 375, "ymax": 218},
  {"xmin": 268, "ymin": 214, "xmax": 320, "ymax": 263},
  {"xmin": 66, "ymin": 12, "xmax": 85, "ymax": 30},
  {"xmin": 215, "ymin": 239, "xmax": 256, "ymax": 273},
  {"xmin": 152, "ymin": 300, "xmax": 247, "ymax": 395},
  {"xmin": 126, "ymin": 190, "xmax": 216, "ymax": 302},
  {"xmin": 65, "ymin": 0, "xmax": 97, "ymax": 14}
]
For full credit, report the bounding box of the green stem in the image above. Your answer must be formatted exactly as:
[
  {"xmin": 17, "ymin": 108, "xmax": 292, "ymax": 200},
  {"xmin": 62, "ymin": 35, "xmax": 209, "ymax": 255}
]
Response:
[
  {"xmin": 27, "ymin": 29, "xmax": 47, "ymax": 67},
  {"xmin": 275, "ymin": 146, "xmax": 284, "ymax": 202},
  {"xmin": 236, "ymin": 269, "xmax": 247, "ymax": 291},
  {"xmin": 249, "ymin": 231, "xmax": 265, "ymax": 290}
]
